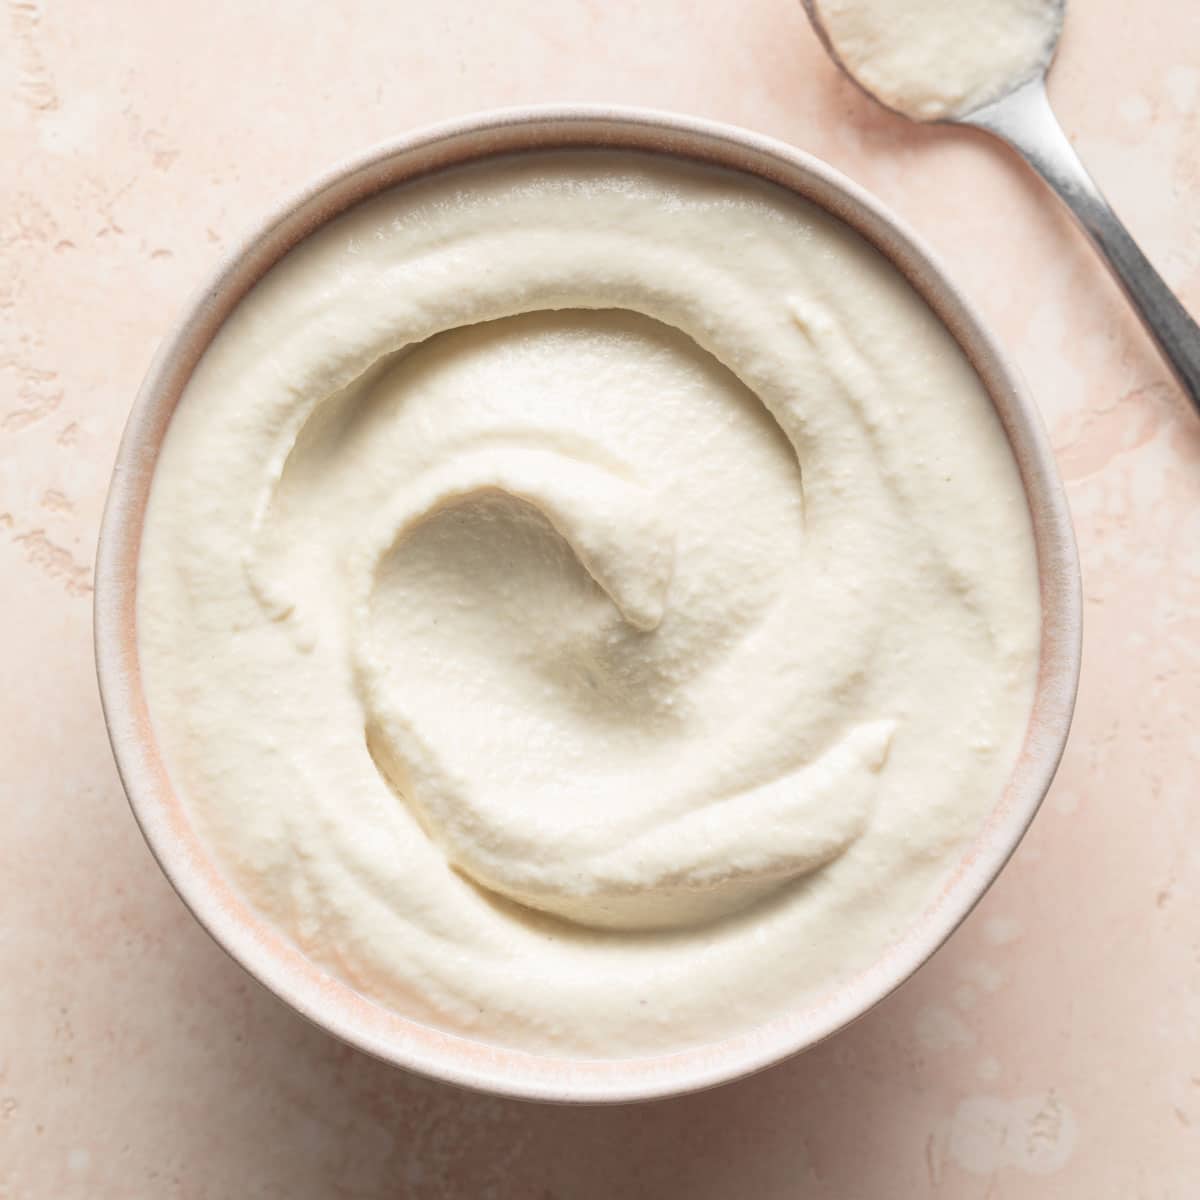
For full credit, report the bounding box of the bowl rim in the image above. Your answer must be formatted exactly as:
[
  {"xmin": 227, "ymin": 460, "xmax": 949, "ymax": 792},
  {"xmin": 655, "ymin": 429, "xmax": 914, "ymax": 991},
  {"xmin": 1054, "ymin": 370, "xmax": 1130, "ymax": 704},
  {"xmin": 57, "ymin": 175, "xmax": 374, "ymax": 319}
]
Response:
[{"xmin": 94, "ymin": 102, "xmax": 1082, "ymax": 1105}]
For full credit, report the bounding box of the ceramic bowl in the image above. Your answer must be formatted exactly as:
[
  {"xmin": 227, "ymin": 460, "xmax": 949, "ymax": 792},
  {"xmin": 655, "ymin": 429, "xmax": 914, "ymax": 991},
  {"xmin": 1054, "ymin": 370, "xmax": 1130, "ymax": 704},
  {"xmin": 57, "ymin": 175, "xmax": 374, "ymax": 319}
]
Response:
[{"xmin": 94, "ymin": 105, "xmax": 1081, "ymax": 1104}]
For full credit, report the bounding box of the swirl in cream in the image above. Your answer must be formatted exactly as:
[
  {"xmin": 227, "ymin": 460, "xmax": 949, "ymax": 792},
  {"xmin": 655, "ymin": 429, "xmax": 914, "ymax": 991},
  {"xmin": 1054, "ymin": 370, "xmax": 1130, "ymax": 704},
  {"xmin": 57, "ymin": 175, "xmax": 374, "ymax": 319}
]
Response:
[{"xmin": 138, "ymin": 153, "xmax": 1040, "ymax": 1054}]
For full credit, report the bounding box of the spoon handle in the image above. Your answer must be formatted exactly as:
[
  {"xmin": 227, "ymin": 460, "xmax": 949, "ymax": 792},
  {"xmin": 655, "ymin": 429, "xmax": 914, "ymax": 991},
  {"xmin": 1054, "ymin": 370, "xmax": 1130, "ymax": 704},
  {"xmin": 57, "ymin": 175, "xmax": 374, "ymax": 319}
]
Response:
[{"xmin": 967, "ymin": 78, "xmax": 1200, "ymax": 413}]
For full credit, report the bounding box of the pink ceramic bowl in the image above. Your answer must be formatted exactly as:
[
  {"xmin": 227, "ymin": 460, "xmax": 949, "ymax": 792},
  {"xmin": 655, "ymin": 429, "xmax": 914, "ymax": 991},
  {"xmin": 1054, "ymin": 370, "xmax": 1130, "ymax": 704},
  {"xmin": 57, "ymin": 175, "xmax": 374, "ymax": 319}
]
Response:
[{"xmin": 94, "ymin": 105, "xmax": 1081, "ymax": 1104}]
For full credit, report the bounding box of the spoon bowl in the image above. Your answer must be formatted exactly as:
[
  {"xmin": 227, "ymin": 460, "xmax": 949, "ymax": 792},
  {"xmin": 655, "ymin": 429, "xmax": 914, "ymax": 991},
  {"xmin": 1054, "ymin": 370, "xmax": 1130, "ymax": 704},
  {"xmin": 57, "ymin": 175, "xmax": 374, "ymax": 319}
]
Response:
[{"xmin": 802, "ymin": 0, "xmax": 1065, "ymax": 124}]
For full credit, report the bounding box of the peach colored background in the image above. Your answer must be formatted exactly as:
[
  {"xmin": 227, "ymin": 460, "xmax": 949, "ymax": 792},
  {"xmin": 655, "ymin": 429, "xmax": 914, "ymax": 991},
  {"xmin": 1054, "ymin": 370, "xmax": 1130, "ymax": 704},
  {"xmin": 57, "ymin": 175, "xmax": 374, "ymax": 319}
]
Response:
[{"xmin": 2, "ymin": 0, "xmax": 1198, "ymax": 1195}]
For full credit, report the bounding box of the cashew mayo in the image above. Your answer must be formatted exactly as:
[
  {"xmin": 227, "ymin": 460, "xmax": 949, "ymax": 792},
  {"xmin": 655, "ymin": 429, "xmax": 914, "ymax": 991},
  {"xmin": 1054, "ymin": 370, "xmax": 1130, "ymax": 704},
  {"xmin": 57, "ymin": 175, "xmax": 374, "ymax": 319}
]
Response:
[{"xmin": 138, "ymin": 153, "xmax": 1040, "ymax": 1055}]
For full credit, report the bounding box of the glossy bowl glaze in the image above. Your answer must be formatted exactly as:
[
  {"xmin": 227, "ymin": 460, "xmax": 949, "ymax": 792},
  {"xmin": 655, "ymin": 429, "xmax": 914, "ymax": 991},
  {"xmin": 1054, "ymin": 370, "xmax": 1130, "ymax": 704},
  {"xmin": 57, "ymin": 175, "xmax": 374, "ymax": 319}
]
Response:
[{"xmin": 94, "ymin": 105, "xmax": 1081, "ymax": 1104}]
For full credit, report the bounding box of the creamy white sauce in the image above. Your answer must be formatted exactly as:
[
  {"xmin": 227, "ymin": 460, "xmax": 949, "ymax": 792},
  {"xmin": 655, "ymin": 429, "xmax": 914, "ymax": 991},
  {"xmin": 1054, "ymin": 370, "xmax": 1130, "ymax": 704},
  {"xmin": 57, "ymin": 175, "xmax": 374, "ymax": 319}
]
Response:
[
  {"xmin": 138, "ymin": 153, "xmax": 1040, "ymax": 1056},
  {"xmin": 814, "ymin": 0, "xmax": 1062, "ymax": 120}
]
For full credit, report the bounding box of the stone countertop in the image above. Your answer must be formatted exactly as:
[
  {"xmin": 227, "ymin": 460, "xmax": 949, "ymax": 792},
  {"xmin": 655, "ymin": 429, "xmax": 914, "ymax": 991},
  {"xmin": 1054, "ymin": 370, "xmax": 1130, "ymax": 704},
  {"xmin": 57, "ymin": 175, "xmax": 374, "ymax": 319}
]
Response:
[{"xmin": 2, "ymin": 1, "xmax": 1198, "ymax": 1195}]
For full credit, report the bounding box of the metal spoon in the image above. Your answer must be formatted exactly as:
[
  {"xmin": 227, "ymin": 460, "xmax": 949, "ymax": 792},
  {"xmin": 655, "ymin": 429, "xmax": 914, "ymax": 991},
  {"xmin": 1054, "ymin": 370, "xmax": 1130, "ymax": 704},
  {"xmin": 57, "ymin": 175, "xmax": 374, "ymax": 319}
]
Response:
[{"xmin": 803, "ymin": 0, "xmax": 1200, "ymax": 412}]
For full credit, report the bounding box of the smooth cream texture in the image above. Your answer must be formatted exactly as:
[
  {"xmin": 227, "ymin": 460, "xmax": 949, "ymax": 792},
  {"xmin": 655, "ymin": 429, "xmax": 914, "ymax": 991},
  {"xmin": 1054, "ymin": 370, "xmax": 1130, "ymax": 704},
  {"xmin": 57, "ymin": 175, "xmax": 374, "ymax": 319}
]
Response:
[
  {"xmin": 814, "ymin": 0, "xmax": 1062, "ymax": 120},
  {"xmin": 138, "ymin": 152, "xmax": 1040, "ymax": 1056}
]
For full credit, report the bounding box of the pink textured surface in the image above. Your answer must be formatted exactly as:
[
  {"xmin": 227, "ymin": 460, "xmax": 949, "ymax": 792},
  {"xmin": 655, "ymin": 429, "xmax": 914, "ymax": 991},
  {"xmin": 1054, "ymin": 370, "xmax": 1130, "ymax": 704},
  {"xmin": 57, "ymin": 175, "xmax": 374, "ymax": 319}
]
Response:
[{"xmin": 1, "ymin": 0, "xmax": 1197, "ymax": 1194}]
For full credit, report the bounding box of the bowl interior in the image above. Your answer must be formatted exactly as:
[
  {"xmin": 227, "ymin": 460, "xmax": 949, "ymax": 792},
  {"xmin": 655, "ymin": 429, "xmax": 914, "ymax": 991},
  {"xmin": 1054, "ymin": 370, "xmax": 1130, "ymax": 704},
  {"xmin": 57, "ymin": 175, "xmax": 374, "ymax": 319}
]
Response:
[{"xmin": 94, "ymin": 106, "xmax": 1081, "ymax": 1104}]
